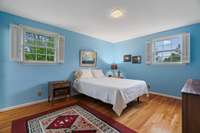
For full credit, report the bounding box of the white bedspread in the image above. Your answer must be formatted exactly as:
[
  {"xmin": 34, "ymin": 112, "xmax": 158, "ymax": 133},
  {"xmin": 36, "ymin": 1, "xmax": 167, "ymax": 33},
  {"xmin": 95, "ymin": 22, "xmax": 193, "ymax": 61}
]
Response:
[{"xmin": 73, "ymin": 77, "xmax": 148, "ymax": 116}]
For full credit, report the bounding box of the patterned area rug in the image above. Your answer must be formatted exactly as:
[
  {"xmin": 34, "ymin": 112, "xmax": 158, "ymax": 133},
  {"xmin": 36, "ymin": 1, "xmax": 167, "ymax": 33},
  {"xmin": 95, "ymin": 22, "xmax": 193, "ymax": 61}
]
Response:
[{"xmin": 12, "ymin": 103, "xmax": 136, "ymax": 133}]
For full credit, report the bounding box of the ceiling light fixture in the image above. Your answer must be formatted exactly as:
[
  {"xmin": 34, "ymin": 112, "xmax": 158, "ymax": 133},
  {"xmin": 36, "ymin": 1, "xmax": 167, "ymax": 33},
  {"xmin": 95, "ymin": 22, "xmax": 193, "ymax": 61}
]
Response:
[{"xmin": 111, "ymin": 9, "xmax": 124, "ymax": 18}]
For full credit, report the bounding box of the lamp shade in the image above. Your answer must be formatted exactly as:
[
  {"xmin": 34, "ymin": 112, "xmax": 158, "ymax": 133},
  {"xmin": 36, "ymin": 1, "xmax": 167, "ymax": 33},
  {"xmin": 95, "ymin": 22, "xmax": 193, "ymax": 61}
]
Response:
[{"xmin": 111, "ymin": 64, "xmax": 118, "ymax": 70}]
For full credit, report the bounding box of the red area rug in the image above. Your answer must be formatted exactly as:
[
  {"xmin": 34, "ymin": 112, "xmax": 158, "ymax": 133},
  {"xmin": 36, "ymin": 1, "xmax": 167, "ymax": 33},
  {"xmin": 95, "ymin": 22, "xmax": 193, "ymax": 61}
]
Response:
[{"xmin": 12, "ymin": 103, "xmax": 136, "ymax": 133}]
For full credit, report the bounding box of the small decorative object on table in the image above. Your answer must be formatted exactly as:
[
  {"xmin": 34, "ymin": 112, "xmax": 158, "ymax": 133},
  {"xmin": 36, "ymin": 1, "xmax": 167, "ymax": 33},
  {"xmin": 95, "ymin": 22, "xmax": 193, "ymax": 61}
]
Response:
[
  {"xmin": 109, "ymin": 64, "xmax": 124, "ymax": 78},
  {"xmin": 111, "ymin": 63, "xmax": 118, "ymax": 77},
  {"xmin": 48, "ymin": 80, "xmax": 71, "ymax": 104},
  {"xmin": 118, "ymin": 70, "xmax": 121, "ymax": 77},
  {"xmin": 111, "ymin": 63, "xmax": 118, "ymax": 70},
  {"xmin": 117, "ymin": 70, "xmax": 124, "ymax": 78}
]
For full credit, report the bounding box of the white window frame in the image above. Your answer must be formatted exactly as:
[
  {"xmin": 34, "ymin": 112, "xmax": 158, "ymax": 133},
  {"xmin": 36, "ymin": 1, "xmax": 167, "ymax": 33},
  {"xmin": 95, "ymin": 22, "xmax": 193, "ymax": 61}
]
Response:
[
  {"xmin": 146, "ymin": 33, "xmax": 190, "ymax": 64},
  {"xmin": 10, "ymin": 24, "xmax": 65, "ymax": 64},
  {"xmin": 152, "ymin": 34, "xmax": 182, "ymax": 64},
  {"xmin": 22, "ymin": 26, "xmax": 59, "ymax": 64}
]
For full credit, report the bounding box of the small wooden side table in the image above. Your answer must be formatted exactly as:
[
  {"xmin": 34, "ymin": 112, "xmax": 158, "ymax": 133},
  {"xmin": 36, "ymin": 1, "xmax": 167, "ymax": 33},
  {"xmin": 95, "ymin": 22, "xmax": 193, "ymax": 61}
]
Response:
[{"xmin": 48, "ymin": 80, "xmax": 71, "ymax": 103}]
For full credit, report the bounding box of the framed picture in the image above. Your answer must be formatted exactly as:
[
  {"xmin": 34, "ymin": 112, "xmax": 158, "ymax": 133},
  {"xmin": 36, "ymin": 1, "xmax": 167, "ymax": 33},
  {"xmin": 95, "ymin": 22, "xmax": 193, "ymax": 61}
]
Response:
[
  {"xmin": 132, "ymin": 56, "xmax": 141, "ymax": 64},
  {"xmin": 80, "ymin": 50, "xmax": 97, "ymax": 67},
  {"xmin": 123, "ymin": 55, "xmax": 131, "ymax": 62}
]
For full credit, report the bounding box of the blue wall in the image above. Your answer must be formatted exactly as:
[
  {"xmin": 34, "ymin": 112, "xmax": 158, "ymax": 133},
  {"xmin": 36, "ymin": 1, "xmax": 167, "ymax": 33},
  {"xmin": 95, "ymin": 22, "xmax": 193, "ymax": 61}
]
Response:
[
  {"xmin": 1, "ymin": 11, "xmax": 200, "ymax": 109},
  {"xmin": 114, "ymin": 23, "xmax": 200, "ymax": 97},
  {"xmin": 0, "ymin": 12, "xmax": 113, "ymax": 109}
]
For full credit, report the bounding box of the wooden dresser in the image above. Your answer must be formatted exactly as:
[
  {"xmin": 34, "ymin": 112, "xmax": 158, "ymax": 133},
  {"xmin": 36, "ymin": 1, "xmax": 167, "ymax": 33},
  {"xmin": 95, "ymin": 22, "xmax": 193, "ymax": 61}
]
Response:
[{"xmin": 181, "ymin": 79, "xmax": 200, "ymax": 133}]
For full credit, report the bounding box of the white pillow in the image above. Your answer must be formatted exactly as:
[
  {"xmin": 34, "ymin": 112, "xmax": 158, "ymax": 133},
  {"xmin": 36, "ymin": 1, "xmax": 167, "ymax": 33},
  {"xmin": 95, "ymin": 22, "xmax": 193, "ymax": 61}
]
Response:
[
  {"xmin": 79, "ymin": 69, "xmax": 93, "ymax": 78},
  {"xmin": 74, "ymin": 71, "xmax": 82, "ymax": 80},
  {"xmin": 92, "ymin": 69, "xmax": 105, "ymax": 78}
]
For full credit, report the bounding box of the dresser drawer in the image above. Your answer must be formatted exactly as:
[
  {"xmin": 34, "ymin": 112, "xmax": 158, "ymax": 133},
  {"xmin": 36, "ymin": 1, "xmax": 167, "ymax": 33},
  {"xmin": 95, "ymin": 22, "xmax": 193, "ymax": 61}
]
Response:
[
  {"xmin": 52, "ymin": 83, "xmax": 70, "ymax": 89},
  {"xmin": 53, "ymin": 88, "xmax": 70, "ymax": 97}
]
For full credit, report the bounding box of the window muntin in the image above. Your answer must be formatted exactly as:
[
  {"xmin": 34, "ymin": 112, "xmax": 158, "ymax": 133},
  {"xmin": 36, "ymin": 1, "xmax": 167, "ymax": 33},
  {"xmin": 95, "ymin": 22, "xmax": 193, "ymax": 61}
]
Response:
[
  {"xmin": 23, "ymin": 29, "xmax": 57, "ymax": 63},
  {"xmin": 152, "ymin": 35, "xmax": 182, "ymax": 64}
]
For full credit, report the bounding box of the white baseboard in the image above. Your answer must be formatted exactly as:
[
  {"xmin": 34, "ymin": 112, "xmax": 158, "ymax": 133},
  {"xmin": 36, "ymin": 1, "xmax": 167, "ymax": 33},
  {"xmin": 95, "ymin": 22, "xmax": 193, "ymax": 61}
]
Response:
[
  {"xmin": 0, "ymin": 92, "xmax": 181, "ymax": 112},
  {"xmin": 0, "ymin": 98, "xmax": 48, "ymax": 112},
  {"xmin": 150, "ymin": 91, "xmax": 181, "ymax": 100}
]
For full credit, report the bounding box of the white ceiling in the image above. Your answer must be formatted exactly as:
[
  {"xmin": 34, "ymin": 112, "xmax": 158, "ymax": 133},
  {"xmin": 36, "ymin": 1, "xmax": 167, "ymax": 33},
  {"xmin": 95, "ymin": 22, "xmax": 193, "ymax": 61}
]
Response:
[{"xmin": 0, "ymin": 0, "xmax": 200, "ymax": 43}]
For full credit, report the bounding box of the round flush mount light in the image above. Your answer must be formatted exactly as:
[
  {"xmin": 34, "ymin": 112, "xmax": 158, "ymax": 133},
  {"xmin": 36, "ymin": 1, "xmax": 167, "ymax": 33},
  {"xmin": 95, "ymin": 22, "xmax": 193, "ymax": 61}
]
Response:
[{"xmin": 110, "ymin": 9, "xmax": 124, "ymax": 18}]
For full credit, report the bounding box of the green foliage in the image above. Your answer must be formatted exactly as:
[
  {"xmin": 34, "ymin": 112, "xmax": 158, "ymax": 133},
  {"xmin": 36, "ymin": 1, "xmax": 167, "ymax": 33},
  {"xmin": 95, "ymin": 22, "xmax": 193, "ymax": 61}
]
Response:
[
  {"xmin": 37, "ymin": 48, "xmax": 46, "ymax": 54},
  {"xmin": 47, "ymin": 48, "xmax": 55, "ymax": 55},
  {"xmin": 164, "ymin": 53, "xmax": 180, "ymax": 62},
  {"xmin": 48, "ymin": 37, "xmax": 54, "ymax": 42},
  {"xmin": 24, "ymin": 32, "xmax": 55, "ymax": 62},
  {"xmin": 25, "ymin": 53, "xmax": 36, "ymax": 60},
  {"xmin": 47, "ymin": 42, "xmax": 54, "ymax": 47},
  {"xmin": 47, "ymin": 56, "xmax": 54, "ymax": 61},
  {"xmin": 37, "ymin": 55, "xmax": 46, "ymax": 61}
]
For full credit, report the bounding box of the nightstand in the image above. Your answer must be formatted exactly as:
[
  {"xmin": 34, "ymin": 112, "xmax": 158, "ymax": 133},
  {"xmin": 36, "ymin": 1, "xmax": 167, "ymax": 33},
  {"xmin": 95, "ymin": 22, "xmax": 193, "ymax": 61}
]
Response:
[{"xmin": 48, "ymin": 80, "xmax": 71, "ymax": 103}]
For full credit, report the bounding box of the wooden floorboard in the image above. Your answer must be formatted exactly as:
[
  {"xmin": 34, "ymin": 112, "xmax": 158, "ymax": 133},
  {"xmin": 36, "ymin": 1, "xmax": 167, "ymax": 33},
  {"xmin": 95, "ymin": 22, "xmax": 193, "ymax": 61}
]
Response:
[{"xmin": 0, "ymin": 94, "xmax": 181, "ymax": 133}]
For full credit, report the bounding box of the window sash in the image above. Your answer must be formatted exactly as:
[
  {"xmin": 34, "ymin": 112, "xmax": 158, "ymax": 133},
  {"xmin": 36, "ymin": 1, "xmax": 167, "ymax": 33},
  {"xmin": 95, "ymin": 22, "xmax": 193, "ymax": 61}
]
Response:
[
  {"xmin": 154, "ymin": 52, "xmax": 181, "ymax": 63},
  {"xmin": 10, "ymin": 24, "xmax": 65, "ymax": 64},
  {"xmin": 22, "ymin": 26, "xmax": 58, "ymax": 63},
  {"xmin": 152, "ymin": 34, "xmax": 183, "ymax": 64}
]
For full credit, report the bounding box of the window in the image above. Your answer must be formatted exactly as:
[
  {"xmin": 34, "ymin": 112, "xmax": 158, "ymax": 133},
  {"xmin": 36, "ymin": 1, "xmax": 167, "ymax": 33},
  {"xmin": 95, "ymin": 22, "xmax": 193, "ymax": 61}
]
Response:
[
  {"xmin": 10, "ymin": 24, "xmax": 65, "ymax": 64},
  {"xmin": 146, "ymin": 33, "xmax": 190, "ymax": 64},
  {"xmin": 153, "ymin": 35, "xmax": 182, "ymax": 63},
  {"xmin": 23, "ymin": 30, "xmax": 56, "ymax": 63}
]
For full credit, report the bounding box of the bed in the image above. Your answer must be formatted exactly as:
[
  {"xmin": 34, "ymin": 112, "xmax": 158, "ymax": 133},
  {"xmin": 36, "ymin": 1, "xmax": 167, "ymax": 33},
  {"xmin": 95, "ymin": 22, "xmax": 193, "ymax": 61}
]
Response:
[{"xmin": 73, "ymin": 69, "xmax": 149, "ymax": 116}]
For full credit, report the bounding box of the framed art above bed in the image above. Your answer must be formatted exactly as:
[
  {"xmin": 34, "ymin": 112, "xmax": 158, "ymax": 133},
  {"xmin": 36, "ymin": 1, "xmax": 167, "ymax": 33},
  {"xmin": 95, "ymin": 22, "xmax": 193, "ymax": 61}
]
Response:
[{"xmin": 80, "ymin": 50, "xmax": 97, "ymax": 67}]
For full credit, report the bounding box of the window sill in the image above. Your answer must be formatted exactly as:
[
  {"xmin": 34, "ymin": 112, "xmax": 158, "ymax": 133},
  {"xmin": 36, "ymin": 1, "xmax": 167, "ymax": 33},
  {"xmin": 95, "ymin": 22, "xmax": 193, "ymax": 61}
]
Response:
[
  {"xmin": 151, "ymin": 62, "xmax": 189, "ymax": 65},
  {"xmin": 19, "ymin": 61, "xmax": 58, "ymax": 64}
]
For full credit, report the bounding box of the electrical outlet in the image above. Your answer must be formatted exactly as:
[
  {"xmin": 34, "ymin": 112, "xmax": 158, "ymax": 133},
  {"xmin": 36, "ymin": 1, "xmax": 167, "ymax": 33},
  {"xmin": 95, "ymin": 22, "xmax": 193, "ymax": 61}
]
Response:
[{"xmin": 37, "ymin": 90, "xmax": 42, "ymax": 96}]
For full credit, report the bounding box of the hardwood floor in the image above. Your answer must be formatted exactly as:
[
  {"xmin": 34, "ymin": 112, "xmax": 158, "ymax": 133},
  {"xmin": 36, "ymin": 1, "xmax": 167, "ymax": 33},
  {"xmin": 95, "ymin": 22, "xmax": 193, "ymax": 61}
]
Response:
[{"xmin": 0, "ymin": 94, "xmax": 181, "ymax": 133}]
